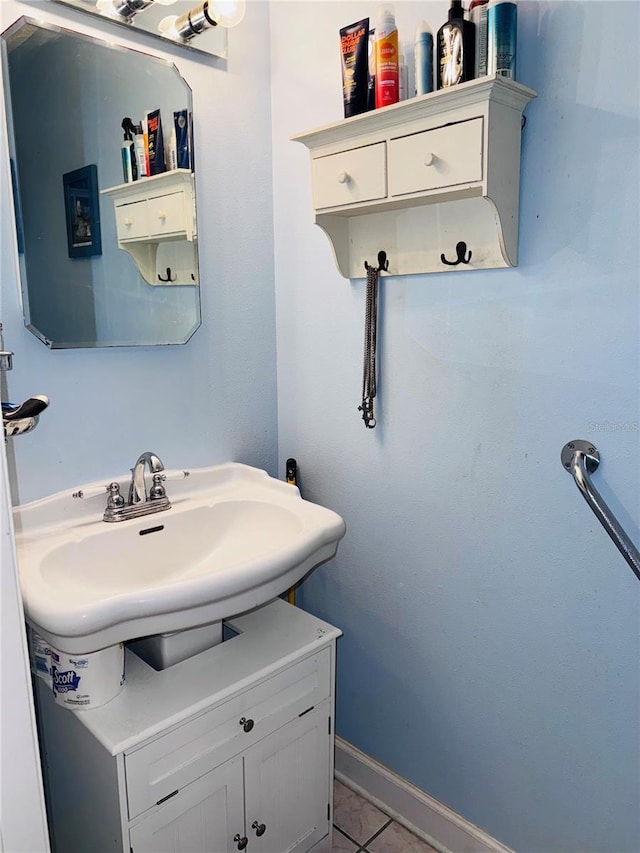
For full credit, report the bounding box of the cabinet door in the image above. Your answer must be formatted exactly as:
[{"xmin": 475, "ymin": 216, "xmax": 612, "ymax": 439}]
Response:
[
  {"xmin": 129, "ymin": 755, "xmax": 244, "ymax": 853},
  {"xmin": 243, "ymin": 701, "xmax": 331, "ymax": 853}
]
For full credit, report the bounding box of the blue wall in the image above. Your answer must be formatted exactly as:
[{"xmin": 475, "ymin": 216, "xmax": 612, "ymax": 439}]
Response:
[{"xmin": 271, "ymin": 2, "xmax": 639, "ymax": 851}]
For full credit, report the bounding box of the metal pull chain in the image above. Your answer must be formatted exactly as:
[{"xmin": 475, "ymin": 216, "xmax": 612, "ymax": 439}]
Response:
[{"xmin": 358, "ymin": 252, "xmax": 388, "ymax": 428}]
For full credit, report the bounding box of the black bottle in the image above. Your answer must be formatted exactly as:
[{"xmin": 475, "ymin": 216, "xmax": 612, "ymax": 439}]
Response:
[{"xmin": 437, "ymin": 0, "xmax": 476, "ymax": 89}]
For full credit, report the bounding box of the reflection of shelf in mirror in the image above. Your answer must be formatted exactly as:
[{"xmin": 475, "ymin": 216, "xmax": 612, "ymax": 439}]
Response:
[{"xmin": 101, "ymin": 170, "xmax": 198, "ymax": 286}]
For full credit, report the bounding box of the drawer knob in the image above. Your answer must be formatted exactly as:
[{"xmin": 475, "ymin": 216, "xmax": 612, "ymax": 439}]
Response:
[
  {"xmin": 252, "ymin": 820, "xmax": 266, "ymax": 837},
  {"xmin": 233, "ymin": 833, "xmax": 248, "ymax": 850},
  {"xmin": 157, "ymin": 210, "xmax": 167, "ymax": 221},
  {"xmin": 123, "ymin": 218, "xmax": 133, "ymax": 227},
  {"xmin": 337, "ymin": 171, "xmax": 351, "ymax": 184},
  {"xmin": 239, "ymin": 716, "xmax": 254, "ymax": 733},
  {"xmin": 423, "ymin": 152, "xmax": 437, "ymax": 167}
]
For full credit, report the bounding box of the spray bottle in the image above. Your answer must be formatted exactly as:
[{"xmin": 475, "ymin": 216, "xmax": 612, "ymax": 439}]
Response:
[
  {"xmin": 121, "ymin": 118, "xmax": 137, "ymax": 183},
  {"xmin": 375, "ymin": 6, "xmax": 399, "ymax": 108},
  {"xmin": 414, "ymin": 20, "xmax": 434, "ymax": 95},
  {"xmin": 487, "ymin": 0, "xmax": 517, "ymax": 79}
]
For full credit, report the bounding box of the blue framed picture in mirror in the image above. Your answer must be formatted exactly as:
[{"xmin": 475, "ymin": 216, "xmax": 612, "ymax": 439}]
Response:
[{"xmin": 63, "ymin": 165, "xmax": 102, "ymax": 259}]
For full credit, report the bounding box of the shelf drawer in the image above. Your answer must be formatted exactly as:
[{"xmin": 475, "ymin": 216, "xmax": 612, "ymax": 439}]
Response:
[
  {"xmin": 125, "ymin": 648, "xmax": 331, "ymax": 819},
  {"xmin": 115, "ymin": 200, "xmax": 150, "ymax": 241},
  {"xmin": 388, "ymin": 118, "xmax": 483, "ymax": 197},
  {"xmin": 147, "ymin": 191, "xmax": 186, "ymax": 238},
  {"xmin": 312, "ymin": 143, "xmax": 386, "ymax": 210}
]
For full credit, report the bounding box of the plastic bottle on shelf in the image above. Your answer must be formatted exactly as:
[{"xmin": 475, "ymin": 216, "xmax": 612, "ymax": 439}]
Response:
[
  {"xmin": 398, "ymin": 50, "xmax": 409, "ymax": 100},
  {"xmin": 414, "ymin": 20, "xmax": 434, "ymax": 95},
  {"xmin": 436, "ymin": 0, "xmax": 476, "ymax": 89},
  {"xmin": 469, "ymin": 0, "xmax": 489, "ymax": 78},
  {"xmin": 375, "ymin": 6, "xmax": 399, "ymax": 108},
  {"xmin": 487, "ymin": 0, "xmax": 517, "ymax": 80}
]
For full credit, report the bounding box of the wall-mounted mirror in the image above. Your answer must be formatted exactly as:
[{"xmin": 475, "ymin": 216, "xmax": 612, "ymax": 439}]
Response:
[{"xmin": 1, "ymin": 17, "xmax": 201, "ymax": 348}]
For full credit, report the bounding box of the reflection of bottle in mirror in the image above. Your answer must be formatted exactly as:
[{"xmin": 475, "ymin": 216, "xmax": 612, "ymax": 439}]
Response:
[
  {"xmin": 134, "ymin": 124, "xmax": 147, "ymax": 179},
  {"xmin": 167, "ymin": 126, "xmax": 178, "ymax": 171},
  {"xmin": 174, "ymin": 110, "xmax": 191, "ymax": 170},
  {"xmin": 146, "ymin": 109, "xmax": 167, "ymax": 176},
  {"xmin": 121, "ymin": 118, "xmax": 137, "ymax": 183},
  {"xmin": 142, "ymin": 118, "xmax": 150, "ymax": 177}
]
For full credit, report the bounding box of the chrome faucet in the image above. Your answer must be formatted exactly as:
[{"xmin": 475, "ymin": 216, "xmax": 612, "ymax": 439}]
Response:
[
  {"xmin": 103, "ymin": 451, "xmax": 172, "ymax": 522},
  {"xmin": 129, "ymin": 451, "xmax": 165, "ymax": 504}
]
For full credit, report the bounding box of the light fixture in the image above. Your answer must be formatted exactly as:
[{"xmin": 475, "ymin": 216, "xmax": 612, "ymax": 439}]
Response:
[
  {"xmin": 96, "ymin": 0, "xmax": 176, "ymax": 23},
  {"xmin": 159, "ymin": 0, "xmax": 246, "ymax": 41}
]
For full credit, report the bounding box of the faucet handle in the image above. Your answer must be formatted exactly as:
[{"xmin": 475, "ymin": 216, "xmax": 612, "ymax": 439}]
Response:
[
  {"xmin": 149, "ymin": 473, "xmax": 167, "ymax": 501},
  {"xmin": 106, "ymin": 482, "xmax": 125, "ymax": 510},
  {"xmin": 73, "ymin": 483, "xmax": 110, "ymax": 500},
  {"xmin": 158, "ymin": 469, "xmax": 190, "ymax": 482}
]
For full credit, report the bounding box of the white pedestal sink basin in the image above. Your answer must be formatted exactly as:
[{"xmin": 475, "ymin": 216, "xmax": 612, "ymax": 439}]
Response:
[{"xmin": 14, "ymin": 463, "xmax": 346, "ymax": 654}]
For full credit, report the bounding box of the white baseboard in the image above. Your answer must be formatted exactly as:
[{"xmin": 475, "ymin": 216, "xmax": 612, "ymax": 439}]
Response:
[{"xmin": 334, "ymin": 737, "xmax": 516, "ymax": 853}]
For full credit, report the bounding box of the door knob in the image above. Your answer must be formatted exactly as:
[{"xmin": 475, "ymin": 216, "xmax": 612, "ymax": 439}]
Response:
[
  {"xmin": 252, "ymin": 820, "xmax": 266, "ymax": 837},
  {"xmin": 239, "ymin": 716, "xmax": 254, "ymax": 733},
  {"xmin": 233, "ymin": 833, "xmax": 248, "ymax": 850}
]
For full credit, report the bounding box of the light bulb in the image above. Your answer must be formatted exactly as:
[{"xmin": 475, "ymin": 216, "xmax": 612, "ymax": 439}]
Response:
[
  {"xmin": 95, "ymin": 0, "xmax": 120, "ymax": 19},
  {"xmin": 158, "ymin": 14, "xmax": 180, "ymax": 39},
  {"xmin": 207, "ymin": 0, "xmax": 245, "ymax": 27}
]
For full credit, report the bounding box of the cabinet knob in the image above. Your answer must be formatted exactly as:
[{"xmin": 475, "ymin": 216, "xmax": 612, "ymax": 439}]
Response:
[
  {"xmin": 123, "ymin": 218, "xmax": 133, "ymax": 227},
  {"xmin": 157, "ymin": 210, "xmax": 167, "ymax": 221},
  {"xmin": 337, "ymin": 171, "xmax": 351, "ymax": 184},
  {"xmin": 423, "ymin": 152, "xmax": 437, "ymax": 167},
  {"xmin": 233, "ymin": 833, "xmax": 248, "ymax": 850},
  {"xmin": 252, "ymin": 820, "xmax": 266, "ymax": 837},
  {"xmin": 239, "ymin": 716, "xmax": 254, "ymax": 733}
]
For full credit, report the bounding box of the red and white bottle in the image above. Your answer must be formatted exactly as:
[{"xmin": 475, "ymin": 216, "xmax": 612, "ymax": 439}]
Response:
[{"xmin": 374, "ymin": 6, "xmax": 399, "ymax": 108}]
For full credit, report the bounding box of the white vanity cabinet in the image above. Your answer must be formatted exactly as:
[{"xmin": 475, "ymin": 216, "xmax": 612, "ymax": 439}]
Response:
[
  {"xmin": 35, "ymin": 600, "xmax": 340, "ymax": 853},
  {"xmin": 101, "ymin": 170, "xmax": 198, "ymax": 286},
  {"xmin": 293, "ymin": 76, "xmax": 536, "ymax": 277}
]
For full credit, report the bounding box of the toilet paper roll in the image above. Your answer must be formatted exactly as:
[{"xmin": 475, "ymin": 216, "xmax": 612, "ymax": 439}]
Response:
[
  {"xmin": 51, "ymin": 643, "xmax": 125, "ymax": 710},
  {"xmin": 27, "ymin": 627, "xmax": 52, "ymax": 687}
]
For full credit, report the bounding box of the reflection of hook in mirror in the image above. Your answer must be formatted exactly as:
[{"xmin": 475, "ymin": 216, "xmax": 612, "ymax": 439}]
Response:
[
  {"xmin": 441, "ymin": 241, "xmax": 472, "ymax": 266},
  {"xmin": 158, "ymin": 268, "xmax": 177, "ymax": 283},
  {"xmin": 1, "ymin": 17, "xmax": 201, "ymax": 348}
]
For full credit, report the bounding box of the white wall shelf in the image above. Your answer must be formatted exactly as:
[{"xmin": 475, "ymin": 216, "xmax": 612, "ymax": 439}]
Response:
[
  {"xmin": 292, "ymin": 76, "xmax": 536, "ymax": 278},
  {"xmin": 101, "ymin": 169, "xmax": 198, "ymax": 286}
]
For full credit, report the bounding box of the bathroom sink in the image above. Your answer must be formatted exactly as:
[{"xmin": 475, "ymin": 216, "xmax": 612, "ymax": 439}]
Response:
[{"xmin": 14, "ymin": 463, "xmax": 346, "ymax": 654}]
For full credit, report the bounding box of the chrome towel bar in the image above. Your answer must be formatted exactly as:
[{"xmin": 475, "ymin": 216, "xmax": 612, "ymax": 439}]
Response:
[{"xmin": 561, "ymin": 440, "xmax": 640, "ymax": 582}]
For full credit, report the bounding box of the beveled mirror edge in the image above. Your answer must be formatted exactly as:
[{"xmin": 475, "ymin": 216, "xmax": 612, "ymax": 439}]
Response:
[{"xmin": 2, "ymin": 15, "xmax": 202, "ymax": 348}]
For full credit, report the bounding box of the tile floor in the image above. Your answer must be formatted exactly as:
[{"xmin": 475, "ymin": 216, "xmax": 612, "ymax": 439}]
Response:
[{"xmin": 332, "ymin": 780, "xmax": 439, "ymax": 853}]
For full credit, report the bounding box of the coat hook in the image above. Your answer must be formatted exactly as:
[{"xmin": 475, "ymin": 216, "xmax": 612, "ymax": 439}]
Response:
[
  {"xmin": 364, "ymin": 250, "xmax": 389, "ymax": 273},
  {"xmin": 441, "ymin": 241, "xmax": 472, "ymax": 266},
  {"xmin": 158, "ymin": 267, "xmax": 177, "ymax": 282}
]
